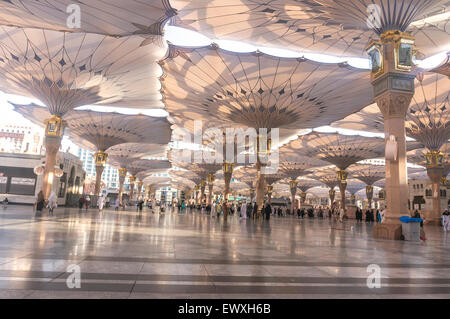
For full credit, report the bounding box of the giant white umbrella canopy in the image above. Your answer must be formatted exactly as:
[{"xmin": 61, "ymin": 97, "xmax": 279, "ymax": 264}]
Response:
[
  {"xmin": 111, "ymin": 158, "xmax": 171, "ymax": 201},
  {"xmin": 162, "ymin": 44, "xmax": 373, "ymax": 211},
  {"xmin": 171, "ymin": 0, "xmax": 449, "ymax": 58},
  {"xmin": 288, "ymin": 131, "xmax": 421, "ymax": 211},
  {"xmin": 12, "ymin": 104, "xmax": 172, "ymax": 152},
  {"xmin": 13, "ymin": 103, "xmax": 172, "ymax": 196},
  {"xmin": 0, "ymin": 27, "xmax": 165, "ymax": 112},
  {"xmin": 162, "ymin": 45, "xmax": 373, "ymax": 131},
  {"xmin": 0, "ymin": 26, "xmax": 166, "ymax": 198},
  {"xmin": 0, "ymin": 0, "xmax": 176, "ymax": 42}
]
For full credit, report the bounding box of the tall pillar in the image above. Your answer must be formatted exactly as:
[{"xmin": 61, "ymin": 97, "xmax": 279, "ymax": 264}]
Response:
[
  {"xmin": 41, "ymin": 116, "xmax": 65, "ymax": 199},
  {"xmin": 366, "ymin": 185, "xmax": 374, "ymax": 209},
  {"xmin": 255, "ymin": 162, "xmax": 266, "ymax": 214},
  {"xmin": 137, "ymin": 181, "xmax": 143, "ymax": 201},
  {"xmin": 199, "ymin": 180, "xmax": 206, "ymax": 205},
  {"xmin": 249, "ymin": 188, "xmax": 255, "ymax": 204},
  {"xmin": 223, "ymin": 163, "xmax": 233, "ymax": 220},
  {"xmin": 207, "ymin": 173, "xmax": 215, "ymax": 205},
  {"xmin": 337, "ymin": 170, "xmax": 348, "ymax": 214},
  {"xmin": 94, "ymin": 151, "xmax": 107, "ymax": 196},
  {"xmin": 426, "ymin": 151, "xmax": 444, "ymax": 224},
  {"xmin": 300, "ymin": 191, "xmax": 307, "ymax": 206},
  {"xmin": 118, "ymin": 168, "xmax": 127, "ymax": 206},
  {"xmin": 267, "ymin": 185, "xmax": 273, "ymax": 205},
  {"xmin": 289, "ymin": 180, "xmax": 298, "ymax": 214},
  {"xmin": 329, "ymin": 189, "xmax": 335, "ymax": 206},
  {"xmin": 129, "ymin": 175, "xmax": 136, "ymax": 202},
  {"xmin": 194, "ymin": 185, "xmax": 199, "ymax": 205},
  {"xmin": 368, "ymin": 31, "xmax": 416, "ymax": 240}
]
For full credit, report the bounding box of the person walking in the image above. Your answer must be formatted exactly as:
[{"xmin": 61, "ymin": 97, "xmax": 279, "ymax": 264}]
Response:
[
  {"xmin": 35, "ymin": 191, "xmax": 45, "ymax": 217},
  {"xmin": 78, "ymin": 196, "xmax": 85, "ymax": 211},
  {"xmin": 97, "ymin": 195, "xmax": 105, "ymax": 211},
  {"xmin": 339, "ymin": 207, "xmax": 345, "ymax": 223},
  {"xmin": 47, "ymin": 191, "xmax": 58, "ymax": 216},
  {"xmin": 2, "ymin": 197, "xmax": 9, "ymax": 210},
  {"xmin": 264, "ymin": 202, "xmax": 271, "ymax": 220},
  {"xmin": 211, "ymin": 202, "xmax": 216, "ymax": 217},
  {"xmin": 442, "ymin": 210, "xmax": 450, "ymax": 231},
  {"xmin": 240, "ymin": 201, "xmax": 247, "ymax": 219},
  {"xmin": 85, "ymin": 196, "xmax": 91, "ymax": 211}
]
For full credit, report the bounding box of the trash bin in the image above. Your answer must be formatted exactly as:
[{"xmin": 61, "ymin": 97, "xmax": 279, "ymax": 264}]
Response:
[{"xmin": 399, "ymin": 216, "xmax": 422, "ymax": 241}]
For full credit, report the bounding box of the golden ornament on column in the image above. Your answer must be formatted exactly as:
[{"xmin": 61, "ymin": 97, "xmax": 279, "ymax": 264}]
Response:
[{"xmin": 93, "ymin": 150, "xmax": 108, "ymax": 196}]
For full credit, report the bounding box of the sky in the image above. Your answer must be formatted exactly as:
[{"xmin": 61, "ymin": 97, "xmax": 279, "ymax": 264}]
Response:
[{"xmin": 0, "ymin": 25, "xmax": 448, "ymax": 151}]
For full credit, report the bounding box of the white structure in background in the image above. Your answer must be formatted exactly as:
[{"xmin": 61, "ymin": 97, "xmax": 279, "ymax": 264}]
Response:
[
  {"xmin": 0, "ymin": 120, "xmax": 43, "ymax": 155},
  {"xmin": 77, "ymin": 148, "xmax": 119, "ymax": 190},
  {"xmin": 408, "ymin": 178, "xmax": 449, "ymax": 212}
]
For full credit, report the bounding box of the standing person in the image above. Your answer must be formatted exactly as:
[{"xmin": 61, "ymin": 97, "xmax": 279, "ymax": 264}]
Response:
[
  {"xmin": 339, "ymin": 206, "xmax": 345, "ymax": 223},
  {"xmin": 264, "ymin": 202, "xmax": 271, "ymax": 220},
  {"xmin": 47, "ymin": 191, "xmax": 58, "ymax": 216},
  {"xmin": 137, "ymin": 199, "xmax": 144, "ymax": 213},
  {"xmin": 85, "ymin": 196, "xmax": 91, "ymax": 211},
  {"xmin": 2, "ymin": 197, "xmax": 8, "ymax": 209},
  {"xmin": 114, "ymin": 197, "xmax": 120, "ymax": 211},
  {"xmin": 211, "ymin": 202, "xmax": 216, "ymax": 217},
  {"xmin": 240, "ymin": 201, "xmax": 247, "ymax": 219},
  {"xmin": 442, "ymin": 210, "xmax": 449, "ymax": 231},
  {"xmin": 97, "ymin": 195, "xmax": 105, "ymax": 211},
  {"xmin": 78, "ymin": 196, "xmax": 85, "ymax": 211},
  {"xmin": 35, "ymin": 191, "xmax": 45, "ymax": 217},
  {"xmin": 252, "ymin": 202, "xmax": 258, "ymax": 219}
]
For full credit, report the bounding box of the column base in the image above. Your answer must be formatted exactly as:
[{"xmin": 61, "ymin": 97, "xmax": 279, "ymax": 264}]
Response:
[{"xmin": 373, "ymin": 223, "xmax": 402, "ymax": 240}]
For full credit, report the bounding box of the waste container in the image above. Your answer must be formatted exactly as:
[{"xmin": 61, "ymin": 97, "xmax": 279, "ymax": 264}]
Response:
[{"xmin": 399, "ymin": 216, "xmax": 422, "ymax": 241}]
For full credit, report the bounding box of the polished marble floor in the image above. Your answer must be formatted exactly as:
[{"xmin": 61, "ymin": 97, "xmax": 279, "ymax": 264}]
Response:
[{"xmin": 0, "ymin": 204, "xmax": 449, "ymax": 299}]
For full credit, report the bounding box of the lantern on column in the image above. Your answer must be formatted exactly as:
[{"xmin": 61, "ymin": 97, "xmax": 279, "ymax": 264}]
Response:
[
  {"xmin": 289, "ymin": 180, "xmax": 298, "ymax": 191},
  {"xmin": 94, "ymin": 150, "xmax": 108, "ymax": 166},
  {"xmin": 366, "ymin": 185, "xmax": 373, "ymax": 197},
  {"xmin": 207, "ymin": 173, "xmax": 215, "ymax": 185},
  {"xmin": 300, "ymin": 192, "xmax": 307, "ymax": 203},
  {"xmin": 223, "ymin": 162, "xmax": 233, "ymax": 174},
  {"xmin": 129, "ymin": 175, "xmax": 136, "ymax": 184},
  {"xmin": 441, "ymin": 177, "xmax": 448, "ymax": 186},
  {"xmin": 44, "ymin": 115, "xmax": 65, "ymax": 137},
  {"xmin": 329, "ymin": 189, "xmax": 335, "ymax": 197},
  {"xmin": 366, "ymin": 40, "xmax": 383, "ymax": 78},
  {"xmin": 267, "ymin": 185, "xmax": 273, "ymax": 194},
  {"xmin": 425, "ymin": 151, "xmax": 444, "ymax": 168},
  {"xmin": 337, "ymin": 170, "xmax": 348, "ymax": 184},
  {"xmin": 118, "ymin": 168, "xmax": 127, "ymax": 178},
  {"xmin": 34, "ymin": 163, "xmax": 45, "ymax": 175},
  {"xmin": 54, "ymin": 166, "xmax": 64, "ymax": 178}
]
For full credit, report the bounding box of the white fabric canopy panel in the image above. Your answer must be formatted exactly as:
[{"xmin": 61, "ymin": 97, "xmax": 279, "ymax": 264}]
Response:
[
  {"xmin": 108, "ymin": 143, "xmax": 168, "ymax": 160},
  {"xmin": 12, "ymin": 103, "xmax": 172, "ymax": 152},
  {"xmin": 113, "ymin": 159, "xmax": 171, "ymax": 177},
  {"xmin": 296, "ymin": 177, "xmax": 323, "ymax": 192},
  {"xmin": 0, "ymin": 26, "xmax": 165, "ymax": 115},
  {"xmin": 307, "ymin": 167, "xmax": 340, "ymax": 189},
  {"xmin": 0, "ymin": 0, "xmax": 175, "ymax": 43},
  {"xmin": 332, "ymin": 72, "xmax": 450, "ymax": 151},
  {"xmin": 172, "ymin": 0, "xmax": 450, "ymax": 58},
  {"xmin": 283, "ymin": 132, "xmax": 390, "ymax": 170},
  {"xmin": 342, "ymin": 179, "xmax": 366, "ymax": 195},
  {"xmin": 161, "ymin": 45, "xmax": 373, "ymax": 130},
  {"xmin": 169, "ymin": 169, "xmax": 204, "ymax": 186}
]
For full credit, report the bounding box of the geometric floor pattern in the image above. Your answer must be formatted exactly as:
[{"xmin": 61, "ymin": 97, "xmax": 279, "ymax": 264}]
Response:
[{"xmin": 0, "ymin": 205, "xmax": 449, "ymax": 299}]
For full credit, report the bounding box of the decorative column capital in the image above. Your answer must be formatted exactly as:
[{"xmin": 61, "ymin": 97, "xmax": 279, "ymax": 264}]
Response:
[{"xmin": 374, "ymin": 89, "xmax": 414, "ymax": 118}]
